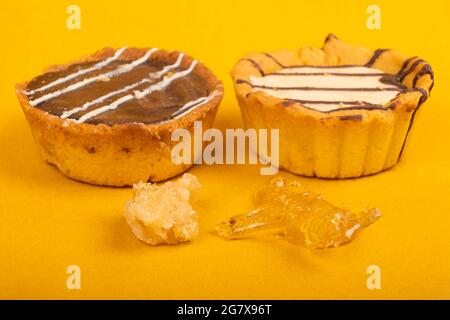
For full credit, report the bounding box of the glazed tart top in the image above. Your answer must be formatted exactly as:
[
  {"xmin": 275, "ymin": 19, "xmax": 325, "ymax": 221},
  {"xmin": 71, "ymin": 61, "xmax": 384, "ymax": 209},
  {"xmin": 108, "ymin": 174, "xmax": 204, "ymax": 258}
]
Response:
[
  {"xmin": 232, "ymin": 34, "xmax": 434, "ymax": 114},
  {"xmin": 23, "ymin": 48, "xmax": 222, "ymax": 126}
]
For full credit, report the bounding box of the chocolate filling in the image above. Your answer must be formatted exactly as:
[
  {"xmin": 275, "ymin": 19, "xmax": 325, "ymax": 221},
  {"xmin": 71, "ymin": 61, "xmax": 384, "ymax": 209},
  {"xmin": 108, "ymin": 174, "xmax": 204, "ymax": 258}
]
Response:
[{"xmin": 26, "ymin": 51, "xmax": 211, "ymax": 126}]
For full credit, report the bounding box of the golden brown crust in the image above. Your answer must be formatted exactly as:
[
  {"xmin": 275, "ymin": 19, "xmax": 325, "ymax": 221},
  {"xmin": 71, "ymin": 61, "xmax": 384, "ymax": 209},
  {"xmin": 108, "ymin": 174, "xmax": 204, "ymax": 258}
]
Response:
[
  {"xmin": 16, "ymin": 48, "xmax": 224, "ymax": 186},
  {"xmin": 230, "ymin": 35, "xmax": 434, "ymax": 178}
]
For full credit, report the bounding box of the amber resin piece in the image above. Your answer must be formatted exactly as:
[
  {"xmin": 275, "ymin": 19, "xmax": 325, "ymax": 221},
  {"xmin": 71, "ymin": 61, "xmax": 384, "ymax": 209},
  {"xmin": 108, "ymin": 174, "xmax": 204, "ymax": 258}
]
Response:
[{"xmin": 216, "ymin": 177, "xmax": 381, "ymax": 249}]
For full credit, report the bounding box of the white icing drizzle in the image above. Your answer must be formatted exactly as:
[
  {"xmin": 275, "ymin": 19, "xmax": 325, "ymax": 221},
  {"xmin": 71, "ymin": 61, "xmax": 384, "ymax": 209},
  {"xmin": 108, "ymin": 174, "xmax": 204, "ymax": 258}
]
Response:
[
  {"xmin": 60, "ymin": 78, "xmax": 151, "ymax": 119},
  {"xmin": 149, "ymin": 53, "xmax": 185, "ymax": 79},
  {"xmin": 249, "ymin": 66, "xmax": 404, "ymax": 112},
  {"xmin": 26, "ymin": 47, "xmax": 127, "ymax": 95},
  {"xmin": 29, "ymin": 48, "xmax": 159, "ymax": 106},
  {"xmin": 171, "ymin": 90, "xmax": 222, "ymax": 120},
  {"xmin": 76, "ymin": 60, "xmax": 198, "ymax": 123},
  {"xmin": 60, "ymin": 53, "xmax": 185, "ymax": 119},
  {"xmin": 134, "ymin": 61, "xmax": 198, "ymax": 99}
]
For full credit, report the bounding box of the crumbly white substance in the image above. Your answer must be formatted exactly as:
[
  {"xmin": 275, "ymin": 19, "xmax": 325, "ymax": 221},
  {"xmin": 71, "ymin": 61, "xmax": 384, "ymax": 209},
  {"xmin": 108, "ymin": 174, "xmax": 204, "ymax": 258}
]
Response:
[{"xmin": 124, "ymin": 173, "xmax": 201, "ymax": 245}]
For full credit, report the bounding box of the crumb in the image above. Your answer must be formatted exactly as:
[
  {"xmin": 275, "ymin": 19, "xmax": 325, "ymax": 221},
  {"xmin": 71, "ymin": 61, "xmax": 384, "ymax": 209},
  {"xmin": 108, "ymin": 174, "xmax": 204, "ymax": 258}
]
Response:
[{"xmin": 124, "ymin": 173, "xmax": 201, "ymax": 245}]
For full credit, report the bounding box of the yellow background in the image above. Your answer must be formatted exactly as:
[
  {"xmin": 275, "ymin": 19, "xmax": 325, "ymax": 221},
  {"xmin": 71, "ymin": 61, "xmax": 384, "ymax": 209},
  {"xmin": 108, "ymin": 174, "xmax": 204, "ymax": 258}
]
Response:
[{"xmin": 1, "ymin": 0, "xmax": 449, "ymax": 299}]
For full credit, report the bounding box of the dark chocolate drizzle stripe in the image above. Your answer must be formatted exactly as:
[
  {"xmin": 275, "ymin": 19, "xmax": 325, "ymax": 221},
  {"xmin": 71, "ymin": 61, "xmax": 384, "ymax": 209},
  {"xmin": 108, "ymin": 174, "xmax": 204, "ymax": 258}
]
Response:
[
  {"xmin": 397, "ymin": 87, "xmax": 429, "ymax": 159},
  {"xmin": 263, "ymin": 53, "xmax": 285, "ymax": 68},
  {"xmin": 396, "ymin": 58, "xmax": 425, "ymax": 82},
  {"xmin": 267, "ymin": 71, "xmax": 389, "ymax": 77},
  {"xmin": 395, "ymin": 57, "xmax": 434, "ymax": 93},
  {"xmin": 396, "ymin": 56, "xmax": 418, "ymax": 79},
  {"xmin": 236, "ymin": 79, "xmax": 252, "ymax": 86},
  {"xmin": 413, "ymin": 87, "xmax": 428, "ymax": 106},
  {"xmin": 324, "ymin": 33, "xmax": 339, "ymax": 43},
  {"xmin": 365, "ymin": 49, "xmax": 390, "ymax": 67},
  {"xmin": 261, "ymin": 46, "xmax": 381, "ymax": 70},
  {"xmin": 413, "ymin": 64, "xmax": 434, "ymax": 88},
  {"xmin": 284, "ymin": 99, "xmax": 387, "ymax": 113},
  {"xmin": 268, "ymin": 64, "xmax": 368, "ymax": 69},
  {"xmin": 402, "ymin": 87, "xmax": 428, "ymax": 101},
  {"xmin": 284, "ymin": 98, "xmax": 384, "ymax": 107},
  {"xmin": 321, "ymin": 114, "xmax": 364, "ymax": 122},
  {"xmin": 337, "ymin": 114, "xmax": 364, "ymax": 121},
  {"xmin": 397, "ymin": 106, "xmax": 420, "ymax": 159},
  {"xmin": 241, "ymin": 58, "xmax": 265, "ymax": 76},
  {"xmin": 379, "ymin": 76, "xmax": 408, "ymax": 90},
  {"xmin": 236, "ymin": 79, "xmax": 402, "ymax": 92},
  {"xmin": 245, "ymin": 93, "xmax": 401, "ymax": 114}
]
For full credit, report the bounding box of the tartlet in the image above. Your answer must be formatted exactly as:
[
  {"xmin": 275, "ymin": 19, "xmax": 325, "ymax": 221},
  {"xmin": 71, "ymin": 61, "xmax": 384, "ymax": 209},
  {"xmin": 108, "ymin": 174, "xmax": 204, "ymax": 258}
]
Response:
[
  {"xmin": 16, "ymin": 47, "xmax": 224, "ymax": 186},
  {"xmin": 231, "ymin": 34, "xmax": 434, "ymax": 178}
]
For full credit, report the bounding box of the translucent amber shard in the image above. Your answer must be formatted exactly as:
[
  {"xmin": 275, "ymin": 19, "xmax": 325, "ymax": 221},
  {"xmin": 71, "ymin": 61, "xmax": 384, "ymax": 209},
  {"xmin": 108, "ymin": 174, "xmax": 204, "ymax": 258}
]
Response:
[
  {"xmin": 125, "ymin": 173, "xmax": 201, "ymax": 245},
  {"xmin": 216, "ymin": 177, "xmax": 382, "ymax": 249}
]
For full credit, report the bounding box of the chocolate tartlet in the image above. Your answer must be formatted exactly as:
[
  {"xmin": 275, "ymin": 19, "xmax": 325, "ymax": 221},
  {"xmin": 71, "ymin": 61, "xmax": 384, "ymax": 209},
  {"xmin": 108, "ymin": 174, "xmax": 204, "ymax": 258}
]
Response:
[
  {"xmin": 231, "ymin": 35, "xmax": 434, "ymax": 178},
  {"xmin": 16, "ymin": 48, "xmax": 223, "ymax": 186}
]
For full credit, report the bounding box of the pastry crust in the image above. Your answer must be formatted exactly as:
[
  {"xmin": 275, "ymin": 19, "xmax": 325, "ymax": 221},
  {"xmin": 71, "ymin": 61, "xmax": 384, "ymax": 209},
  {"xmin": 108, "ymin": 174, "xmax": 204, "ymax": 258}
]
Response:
[
  {"xmin": 231, "ymin": 35, "xmax": 434, "ymax": 178},
  {"xmin": 16, "ymin": 48, "xmax": 224, "ymax": 186}
]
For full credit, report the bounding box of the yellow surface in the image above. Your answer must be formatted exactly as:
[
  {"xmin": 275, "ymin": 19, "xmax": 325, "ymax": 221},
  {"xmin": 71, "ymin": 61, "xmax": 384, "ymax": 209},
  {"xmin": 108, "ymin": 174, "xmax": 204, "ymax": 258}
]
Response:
[{"xmin": 1, "ymin": 0, "xmax": 449, "ymax": 299}]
